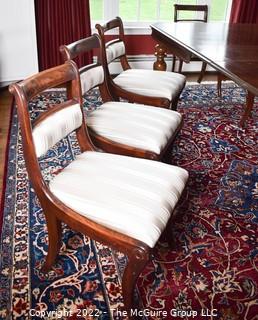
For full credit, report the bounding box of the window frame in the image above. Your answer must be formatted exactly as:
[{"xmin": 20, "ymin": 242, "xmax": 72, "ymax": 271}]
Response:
[{"xmin": 91, "ymin": 0, "xmax": 233, "ymax": 35}]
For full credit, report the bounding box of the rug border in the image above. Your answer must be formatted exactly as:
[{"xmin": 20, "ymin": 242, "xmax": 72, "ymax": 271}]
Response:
[
  {"xmin": 0, "ymin": 84, "xmax": 257, "ymax": 319},
  {"xmin": 0, "ymin": 96, "xmax": 14, "ymax": 238}
]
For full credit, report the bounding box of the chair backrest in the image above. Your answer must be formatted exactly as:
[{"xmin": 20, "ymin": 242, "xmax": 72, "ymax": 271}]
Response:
[
  {"xmin": 95, "ymin": 17, "xmax": 130, "ymax": 70},
  {"xmin": 60, "ymin": 34, "xmax": 106, "ymax": 96},
  {"xmin": 174, "ymin": 4, "xmax": 208, "ymax": 23},
  {"xmin": 60, "ymin": 34, "xmax": 113, "ymax": 101},
  {"xmin": 9, "ymin": 61, "xmax": 95, "ymax": 195}
]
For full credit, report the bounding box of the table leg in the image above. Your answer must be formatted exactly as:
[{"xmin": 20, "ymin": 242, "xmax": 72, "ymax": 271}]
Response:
[
  {"xmin": 240, "ymin": 91, "xmax": 254, "ymax": 126},
  {"xmin": 178, "ymin": 59, "xmax": 183, "ymax": 73},
  {"xmin": 217, "ymin": 73, "xmax": 222, "ymax": 97},
  {"xmin": 153, "ymin": 44, "xmax": 167, "ymax": 71},
  {"xmin": 172, "ymin": 55, "xmax": 176, "ymax": 72},
  {"xmin": 197, "ymin": 61, "xmax": 207, "ymax": 83}
]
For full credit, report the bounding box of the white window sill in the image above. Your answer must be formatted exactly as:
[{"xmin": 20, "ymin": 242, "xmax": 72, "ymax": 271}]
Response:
[{"xmin": 91, "ymin": 24, "xmax": 152, "ymax": 35}]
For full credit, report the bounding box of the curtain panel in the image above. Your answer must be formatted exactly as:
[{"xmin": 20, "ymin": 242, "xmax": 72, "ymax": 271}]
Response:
[
  {"xmin": 230, "ymin": 0, "xmax": 258, "ymax": 23},
  {"xmin": 35, "ymin": 0, "xmax": 92, "ymax": 70}
]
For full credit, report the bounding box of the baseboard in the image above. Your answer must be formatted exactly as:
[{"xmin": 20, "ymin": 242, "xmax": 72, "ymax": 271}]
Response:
[
  {"xmin": 108, "ymin": 54, "xmax": 216, "ymax": 75},
  {"xmin": 0, "ymin": 81, "xmax": 13, "ymax": 89}
]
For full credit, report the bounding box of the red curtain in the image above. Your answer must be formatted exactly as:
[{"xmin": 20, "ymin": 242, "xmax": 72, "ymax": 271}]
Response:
[
  {"xmin": 34, "ymin": 0, "xmax": 92, "ymax": 70},
  {"xmin": 229, "ymin": 0, "xmax": 258, "ymax": 23}
]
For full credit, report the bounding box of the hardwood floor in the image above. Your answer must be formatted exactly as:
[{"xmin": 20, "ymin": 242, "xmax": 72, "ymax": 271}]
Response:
[
  {"xmin": 0, "ymin": 88, "xmax": 12, "ymax": 207},
  {"xmin": 0, "ymin": 73, "xmax": 217, "ymax": 208}
]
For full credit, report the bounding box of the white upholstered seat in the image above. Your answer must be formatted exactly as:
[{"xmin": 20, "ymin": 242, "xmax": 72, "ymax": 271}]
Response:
[
  {"xmin": 10, "ymin": 61, "xmax": 189, "ymax": 312},
  {"xmin": 49, "ymin": 151, "xmax": 188, "ymax": 248},
  {"xmin": 113, "ymin": 69, "xmax": 186, "ymax": 101},
  {"xmin": 95, "ymin": 18, "xmax": 186, "ymax": 109},
  {"xmin": 87, "ymin": 101, "xmax": 182, "ymax": 154},
  {"xmin": 60, "ymin": 34, "xmax": 183, "ymax": 160}
]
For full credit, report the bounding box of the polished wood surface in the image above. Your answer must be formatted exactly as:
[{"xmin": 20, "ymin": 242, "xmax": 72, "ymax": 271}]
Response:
[{"xmin": 151, "ymin": 22, "xmax": 258, "ymax": 96}]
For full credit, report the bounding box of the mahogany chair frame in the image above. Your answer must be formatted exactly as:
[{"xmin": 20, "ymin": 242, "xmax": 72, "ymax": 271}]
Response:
[
  {"xmin": 9, "ymin": 61, "xmax": 154, "ymax": 315},
  {"xmin": 95, "ymin": 16, "xmax": 184, "ymax": 110},
  {"xmin": 172, "ymin": 4, "xmax": 208, "ymax": 83},
  {"xmin": 60, "ymin": 34, "xmax": 183, "ymax": 161}
]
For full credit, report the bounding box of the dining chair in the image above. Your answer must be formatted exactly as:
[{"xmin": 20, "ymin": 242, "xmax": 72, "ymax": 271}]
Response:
[
  {"xmin": 172, "ymin": 4, "xmax": 208, "ymax": 83},
  {"xmin": 9, "ymin": 61, "xmax": 189, "ymax": 315},
  {"xmin": 60, "ymin": 34, "xmax": 183, "ymax": 161},
  {"xmin": 95, "ymin": 17, "xmax": 186, "ymax": 110}
]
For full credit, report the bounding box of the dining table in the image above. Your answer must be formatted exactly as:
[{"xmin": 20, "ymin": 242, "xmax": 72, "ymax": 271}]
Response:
[{"xmin": 150, "ymin": 22, "xmax": 258, "ymax": 125}]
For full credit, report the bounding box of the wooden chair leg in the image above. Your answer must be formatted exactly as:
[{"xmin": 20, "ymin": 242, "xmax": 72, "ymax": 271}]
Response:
[
  {"xmin": 162, "ymin": 214, "xmax": 177, "ymax": 250},
  {"xmin": 178, "ymin": 59, "xmax": 183, "ymax": 73},
  {"xmin": 122, "ymin": 248, "xmax": 150, "ymax": 317},
  {"xmin": 240, "ymin": 91, "xmax": 254, "ymax": 127},
  {"xmin": 164, "ymin": 225, "xmax": 176, "ymax": 250},
  {"xmin": 197, "ymin": 61, "xmax": 207, "ymax": 83},
  {"xmin": 171, "ymin": 93, "xmax": 180, "ymax": 111},
  {"xmin": 162, "ymin": 149, "xmax": 172, "ymax": 164},
  {"xmin": 42, "ymin": 214, "xmax": 62, "ymax": 272},
  {"xmin": 172, "ymin": 55, "xmax": 176, "ymax": 72},
  {"xmin": 217, "ymin": 73, "xmax": 222, "ymax": 97}
]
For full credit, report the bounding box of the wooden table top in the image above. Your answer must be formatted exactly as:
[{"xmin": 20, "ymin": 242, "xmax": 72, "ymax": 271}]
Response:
[{"xmin": 151, "ymin": 22, "xmax": 258, "ymax": 96}]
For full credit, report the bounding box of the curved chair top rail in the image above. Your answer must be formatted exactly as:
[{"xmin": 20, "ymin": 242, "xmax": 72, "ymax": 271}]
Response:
[
  {"xmin": 95, "ymin": 16, "xmax": 125, "ymax": 37},
  {"xmin": 60, "ymin": 34, "xmax": 101, "ymax": 61},
  {"xmin": 60, "ymin": 34, "xmax": 113, "ymax": 98},
  {"xmin": 95, "ymin": 17, "xmax": 129, "ymax": 71},
  {"xmin": 10, "ymin": 61, "xmax": 79, "ymax": 102},
  {"xmin": 9, "ymin": 60, "xmax": 94, "ymax": 190},
  {"xmin": 8, "ymin": 61, "xmax": 89, "ymax": 158},
  {"xmin": 174, "ymin": 4, "xmax": 208, "ymax": 23}
]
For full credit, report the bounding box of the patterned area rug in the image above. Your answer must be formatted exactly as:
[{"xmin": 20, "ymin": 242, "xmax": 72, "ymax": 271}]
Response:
[{"xmin": 0, "ymin": 83, "xmax": 257, "ymax": 320}]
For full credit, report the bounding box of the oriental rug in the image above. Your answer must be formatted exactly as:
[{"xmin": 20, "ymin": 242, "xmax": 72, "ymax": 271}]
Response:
[{"xmin": 0, "ymin": 83, "xmax": 257, "ymax": 320}]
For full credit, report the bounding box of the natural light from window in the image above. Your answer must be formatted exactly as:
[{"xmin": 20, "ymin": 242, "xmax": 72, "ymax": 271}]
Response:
[{"xmin": 90, "ymin": 0, "xmax": 232, "ymax": 25}]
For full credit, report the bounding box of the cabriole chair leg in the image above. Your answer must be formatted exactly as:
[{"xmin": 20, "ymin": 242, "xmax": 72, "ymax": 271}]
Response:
[
  {"xmin": 122, "ymin": 248, "xmax": 150, "ymax": 318},
  {"xmin": 42, "ymin": 214, "xmax": 62, "ymax": 272},
  {"xmin": 171, "ymin": 94, "xmax": 181, "ymax": 110},
  {"xmin": 164, "ymin": 218, "xmax": 176, "ymax": 250}
]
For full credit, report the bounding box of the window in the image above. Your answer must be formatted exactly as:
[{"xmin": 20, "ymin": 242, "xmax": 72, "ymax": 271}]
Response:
[{"xmin": 90, "ymin": 0, "xmax": 232, "ymax": 33}]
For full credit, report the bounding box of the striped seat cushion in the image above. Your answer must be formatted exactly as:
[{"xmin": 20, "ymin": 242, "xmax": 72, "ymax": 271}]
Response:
[
  {"xmin": 87, "ymin": 101, "xmax": 182, "ymax": 154},
  {"xmin": 49, "ymin": 151, "xmax": 188, "ymax": 248},
  {"xmin": 113, "ymin": 69, "xmax": 186, "ymax": 101}
]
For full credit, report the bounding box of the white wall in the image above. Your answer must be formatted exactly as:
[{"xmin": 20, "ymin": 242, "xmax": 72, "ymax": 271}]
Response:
[{"xmin": 0, "ymin": 0, "xmax": 38, "ymax": 83}]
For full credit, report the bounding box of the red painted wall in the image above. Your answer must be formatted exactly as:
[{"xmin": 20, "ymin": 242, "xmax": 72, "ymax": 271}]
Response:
[
  {"xmin": 124, "ymin": 35, "xmax": 156, "ymax": 55},
  {"xmin": 106, "ymin": 34, "xmax": 156, "ymax": 55}
]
